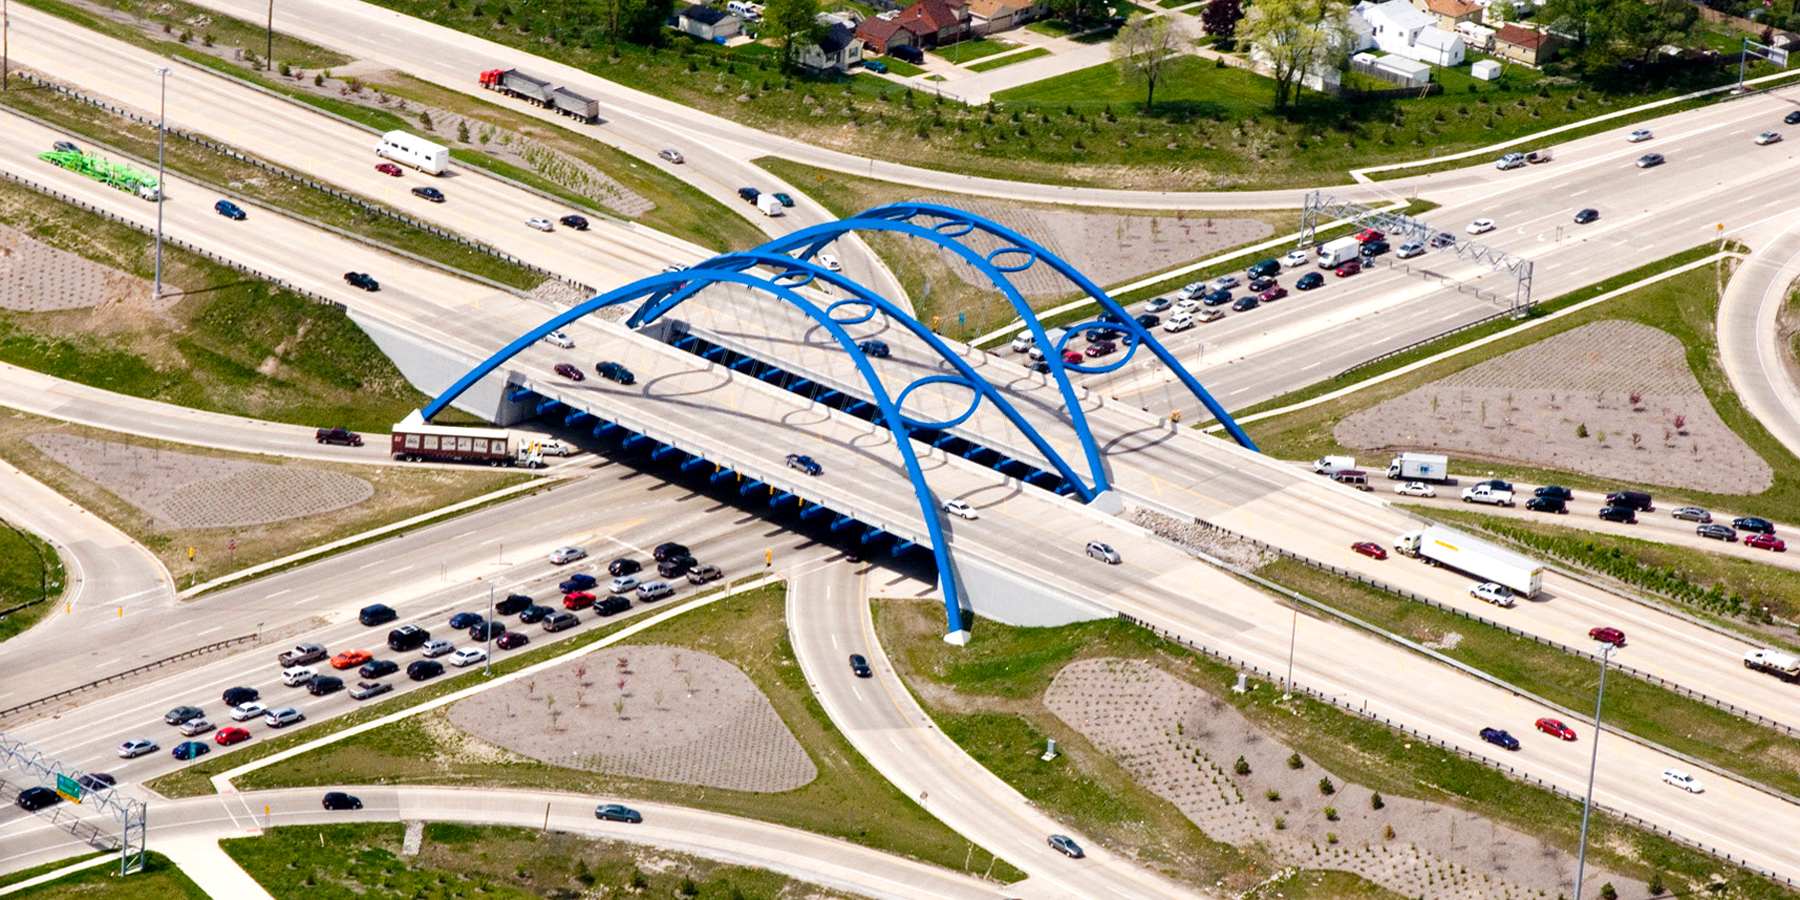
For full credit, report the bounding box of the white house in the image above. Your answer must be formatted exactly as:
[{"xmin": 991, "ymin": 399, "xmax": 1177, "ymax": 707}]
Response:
[
  {"xmin": 1354, "ymin": 0, "xmax": 1466, "ymax": 66},
  {"xmin": 797, "ymin": 23, "xmax": 864, "ymax": 73}
]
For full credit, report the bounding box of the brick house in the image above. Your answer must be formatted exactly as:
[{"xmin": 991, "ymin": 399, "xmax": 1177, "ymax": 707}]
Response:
[
  {"xmin": 1492, "ymin": 22, "xmax": 1557, "ymax": 65},
  {"xmin": 855, "ymin": 15, "xmax": 925, "ymax": 54},
  {"xmin": 857, "ymin": 0, "xmax": 970, "ymax": 52}
]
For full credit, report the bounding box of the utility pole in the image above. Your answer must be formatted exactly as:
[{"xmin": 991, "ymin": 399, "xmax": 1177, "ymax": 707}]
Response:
[
  {"xmin": 265, "ymin": 0, "xmax": 274, "ymax": 71},
  {"xmin": 483, "ymin": 584, "xmax": 495, "ymax": 677},
  {"xmin": 1573, "ymin": 642, "xmax": 1619, "ymax": 900},
  {"xmin": 1282, "ymin": 593, "xmax": 1300, "ymax": 699},
  {"xmin": 4, "ymin": 0, "xmax": 11, "ymax": 92},
  {"xmin": 152, "ymin": 66, "xmax": 171, "ymax": 302}
]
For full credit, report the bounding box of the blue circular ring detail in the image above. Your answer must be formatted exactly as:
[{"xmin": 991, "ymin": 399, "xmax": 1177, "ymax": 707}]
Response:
[
  {"xmin": 933, "ymin": 219, "xmax": 976, "ymax": 238},
  {"xmin": 893, "ymin": 374, "xmax": 983, "ymax": 431},
  {"xmin": 825, "ymin": 298, "xmax": 877, "ymax": 325},
  {"xmin": 987, "ymin": 247, "xmax": 1037, "ymax": 273}
]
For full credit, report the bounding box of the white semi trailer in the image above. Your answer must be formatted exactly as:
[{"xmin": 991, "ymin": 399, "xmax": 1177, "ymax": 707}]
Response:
[{"xmin": 1394, "ymin": 524, "xmax": 1543, "ymax": 598}]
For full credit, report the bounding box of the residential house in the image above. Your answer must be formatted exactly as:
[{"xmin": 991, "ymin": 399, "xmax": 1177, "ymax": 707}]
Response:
[
  {"xmin": 676, "ymin": 5, "xmax": 743, "ymax": 41},
  {"xmin": 896, "ymin": 0, "xmax": 972, "ymax": 47},
  {"xmin": 798, "ymin": 23, "xmax": 865, "ymax": 72},
  {"xmin": 1491, "ymin": 21, "xmax": 1556, "ymax": 64},
  {"xmin": 966, "ymin": 0, "xmax": 1038, "ymax": 35},
  {"xmin": 1354, "ymin": 0, "xmax": 1466, "ymax": 66},
  {"xmin": 856, "ymin": 14, "xmax": 925, "ymax": 54},
  {"xmin": 1413, "ymin": 0, "xmax": 1483, "ymax": 29}
]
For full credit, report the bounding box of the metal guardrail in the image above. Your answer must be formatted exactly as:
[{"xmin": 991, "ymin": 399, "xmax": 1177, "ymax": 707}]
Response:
[
  {"xmin": 1194, "ymin": 519, "xmax": 1800, "ymax": 738},
  {"xmin": 12, "ymin": 71, "xmax": 593, "ymax": 297},
  {"xmin": 0, "ymin": 633, "xmax": 257, "ymax": 719},
  {"xmin": 1116, "ymin": 612, "xmax": 1797, "ymax": 890},
  {"xmin": 1333, "ymin": 300, "xmax": 1510, "ymax": 379}
]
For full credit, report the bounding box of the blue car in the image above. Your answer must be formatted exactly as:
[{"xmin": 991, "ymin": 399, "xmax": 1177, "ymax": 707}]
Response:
[
  {"xmin": 786, "ymin": 453, "xmax": 823, "ymax": 476},
  {"xmin": 1479, "ymin": 727, "xmax": 1520, "ymax": 751},
  {"xmin": 448, "ymin": 612, "xmax": 483, "ymax": 629},
  {"xmin": 172, "ymin": 741, "xmax": 210, "ymax": 761},
  {"xmin": 213, "ymin": 199, "xmax": 246, "ymax": 220},
  {"xmin": 559, "ymin": 573, "xmax": 598, "ymax": 593},
  {"xmin": 864, "ymin": 59, "xmax": 889, "ymax": 74},
  {"xmin": 857, "ymin": 340, "xmax": 890, "ymax": 358},
  {"xmin": 1202, "ymin": 289, "xmax": 1233, "ymax": 307}
]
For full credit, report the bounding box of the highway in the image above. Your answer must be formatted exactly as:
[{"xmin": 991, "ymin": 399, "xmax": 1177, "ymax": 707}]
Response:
[{"xmin": 1717, "ymin": 208, "xmax": 1800, "ymax": 463}]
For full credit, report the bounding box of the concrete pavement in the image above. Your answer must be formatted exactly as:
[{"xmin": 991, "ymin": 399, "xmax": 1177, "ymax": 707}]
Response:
[{"xmin": 1717, "ymin": 210, "xmax": 1800, "ymax": 463}]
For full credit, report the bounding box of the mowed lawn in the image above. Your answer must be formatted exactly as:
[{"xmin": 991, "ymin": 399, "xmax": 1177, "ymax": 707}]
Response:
[{"xmin": 996, "ymin": 56, "xmax": 1271, "ymax": 116}]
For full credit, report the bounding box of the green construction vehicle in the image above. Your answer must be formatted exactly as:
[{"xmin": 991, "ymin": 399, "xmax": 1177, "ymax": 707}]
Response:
[{"xmin": 38, "ymin": 148, "xmax": 161, "ymax": 200}]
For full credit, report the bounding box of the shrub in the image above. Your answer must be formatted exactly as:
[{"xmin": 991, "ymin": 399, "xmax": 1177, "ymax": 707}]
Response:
[
  {"xmin": 1325, "ymin": 806, "xmax": 1339, "ymax": 821},
  {"xmin": 1327, "ymin": 832, "xmax": 1338, "ymax": 844},
  {"xmin": 1577, "ymin": 423, "xmax": 1588, "ymax": 438},
  {"xmin": 1287, "ymin": 752, "xmax": 1304, "ymax": 769},
  {"xmin": 1266, "ymin": 789, "xmax": 1281, "ymax": 801},
  {"xmin": 1384, "ymin": 824, "xmax": 1395, "ymax": 840},
  {"xmin": 1648, "ymin": 874, "xmax": 1665, "ymax": 896},
  {"xmin": 1601, "ymin": 884, "xmax": 1618, "ymax": 900},
  {"xmin": 1370, "ymin": 791, "xmax": 1384, "ymax": 810},
  {"xmin": 1234, "ymin": 756, "xmax": 1251, "ymax": 775},
  {"xmin": 1275, "ymin": 816, "xmax": 1286, "ymax": 829},
  {"xmin": 1319, "ymin": 776, "xmax": 1335, "ymax": 795}
]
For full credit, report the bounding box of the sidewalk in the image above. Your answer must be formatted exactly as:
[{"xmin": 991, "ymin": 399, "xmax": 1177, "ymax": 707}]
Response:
[{"xmin": 157, "ymin": 838, "xmax": 276, "ymax": 900}]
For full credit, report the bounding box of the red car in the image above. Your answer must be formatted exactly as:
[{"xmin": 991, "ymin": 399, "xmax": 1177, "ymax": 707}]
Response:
[
  {"xmin": 330, "ymin": 649, "xmax": 372, "ymax": 670},
  {"xmin": 214, "ymin": 727, "xmax": 251, "ymax": 746},
  {"xmin": 1354, "ymin": 228, "xmax": 1385, "ymax": 243},
  {"xmin": 1258, "ymin": 287, "xmax": 1288, "ymax": 302},
  {"xmin": 1084, "ymin": 340, "xmax": 1117, "ymax": 357},
  {"xmin": 1351, "ymin": 541, "xmax": 1387, "ymax": 560},
  {"xmin": 1061, "ymin": 350, "xmax": 1083, "ymax": 365},
  {"xmin": 1588, "ymin": 626, "xmax": 1626, "ymax": 646},
  {"xmin": 1746, "ymin": 533, "xmax": 1787, "ymax": 552},
  {"xmin": 1534, "ymin": 718, "xmax": 1577, "ymax": 741},
  {"xmin": 1334, "ymin": 260, "xmax": 1362, "ymax": 277},
  {"xmin": 554, "ymin": 363, "xmax": 585, "ymax": 381},
  {"xmin": 496, "ymin": 631, "xmax": 529, "ymax": 650},
  {"xmin": 563, "ymin": 591, "xmax": 596, "ymax": 610},
  {"xmin": 375, "ymin": 163, "xmax": 402, "ymax": 177}
]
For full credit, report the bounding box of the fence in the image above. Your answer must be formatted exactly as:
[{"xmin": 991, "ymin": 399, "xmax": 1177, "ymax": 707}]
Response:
[
  {"xmin": 11, "ymin": 71, "xmax": 593, "ymax": 298},
  {"xmin": 1193, "ymin": 518, "xmax": 1800, "ymax": 738},
  {"xmin": 1116, "ymin": 610, "xmax": 1798, "ymax": 890},
  {"xmin": 0, "ymin": 633, "xmax": 257, "ymax": 720}
]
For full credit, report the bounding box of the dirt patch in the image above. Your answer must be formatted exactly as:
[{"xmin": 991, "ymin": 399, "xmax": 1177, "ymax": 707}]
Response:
[
  {"xmin": 0, "ymin": 221, "xmax": 161, "ymax": 313},
  {"xmin": 28, "ymin": 432, "xmax": 373, "ymax": 528},
  {"xmin": 1127, "ymin": 506, "xmax": 1278, "ymax": 571},
  {"xmin": 1334, "ymin": 321, "xmax": 1771, "ymax": 494},
  {"xmin": 446, "ymin": 645, "xmax": 816, "ymax": 793},
  {"xmin": 1045, "ymin": 658, "xmax": 1642, "ymax": 900}
]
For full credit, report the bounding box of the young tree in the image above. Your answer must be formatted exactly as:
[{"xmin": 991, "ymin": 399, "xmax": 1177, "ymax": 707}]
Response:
[
  {"xmin": 1112, "ymin": 16, "xmax": 1185, "ymax": 112},
  {"xmin": 1238, "ymin": 0, "xmax": 1352, "ymax": 108},
  {"xmin": 1045, "ymin": 0, "xmax": 1107, "ymax": 25},
  {"xmin": 763, "ymin": 0, "xmax": 824, "ymax": 70},
  {"xmin": 1200, "ymin": 0, "xmax": 1244, "ymax": 46}
]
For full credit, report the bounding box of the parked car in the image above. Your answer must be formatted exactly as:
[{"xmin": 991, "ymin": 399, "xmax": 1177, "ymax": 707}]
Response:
[
  {"xmin": 1295, "ymin": 272, "xmax": 1324, "ymax": 291},
  {"xmin": 554, "ymin": 362, "xmax": 585, "ymax": 380},
  {"xmin": 410, "ymin": 186, "xmax": 445, "ymax": 202},
  {"xmin": 1394, "ymin": 482, "xmax": 1435, "ymax": 498},
  {"xmin": 595, "ymin": 361, "xmax": 635, "ymax": 384},
  {"xmin": 1747, "ymin": 534, "xmax": 1788, "ymax": 552},
  {"xmin": 343, "ymin": 272, "xmax": 379, "ymax": 291},
  {"xmin": 1661, "ymin": 768, "xmax": 1704, "ymax": 793},
  {"xmin": 862, "ymin": 59, "xmax": 889, "ymax": 73},
  {"xmin": 1351, "ymin": 541, "xmax": 1387, "ymax": 560},
  {"xmin": 1535, "ymin": 718, "xmax": 1577, "ymax": 741},
  {"xmin": 891, "ymin": 44, "xmax": 925, "ymax": 64},
  {"xmin": 786, "ymin": 453, "xmax": 823, "ymax": 475},
  {"xmin": 560, "ymin": 215, "xmax": 589, "ymax": 230},
  {"xmin": 594, "ymin": 803, "xmax": 642, "ymax": 823},
  {"xmin": 213, "ymin": 199, "xmax": 247, "ymax": 220},
  {"xmin": 1697, "ymin": 523, "xmax": 1738, "ymax": 542},
  {"xmin": 1478, "ymin": 727, "xmax": 1520, "ymax": 751},
  {"xmin": 1589, "ymin": 626, "xmax": 1626, "ymax": 646},
  {"xmin": 1670, "ymin": 506, "xmax": 1711, "ymax": 522}
]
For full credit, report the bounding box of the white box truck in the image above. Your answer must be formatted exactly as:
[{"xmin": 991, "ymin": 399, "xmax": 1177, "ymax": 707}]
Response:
[
  {"xmin": 1395, "ymin": 525, "xmax": 1543, "ymax": 597},
  {"xmin": 374, "ymin": 131, "xmax": 450, "ymax": 175},
  {"xmin": 1388, "ymin": 452, "xmax": 1449, "ymax": 482},
  {"xmin": 756, "ymin": 193, "xmax": 785, "ymax": 217},
  {"xmin": 1743, "ymin": 648, "xmax": 1800, "ymax": 682},
  {"xmin": 1312, "ymin": 455, "xmax": 1356, "ymax": 476},
  {"xmin": 1317, "ymin": 236, "xmax": 1362, "ymax": 268}
]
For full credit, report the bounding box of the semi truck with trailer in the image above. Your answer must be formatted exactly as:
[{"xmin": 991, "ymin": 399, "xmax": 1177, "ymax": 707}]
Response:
[
  {"xmin": 1394, "ymin": 524, "xmax": 1543, "ymax": 598},
  {"xmin": 1317, "ymin": 236, "xmax": 1363, "ymax": 268},
  {"xmin": 1388, "ymin": 452, "xmax": 1449, "ymax": 482},
  {"xmin": 479, "ymin": 69, "xmax": 600, "ymax": 122},
  {"xmin": 374, "ymin": 131, "xmax": 449, "ymax": 175},
  {"xmin": 390, "ymin": 413, "xmax": 544, "ymax": 468},
  {"xmin": 1744, "ymin": 648, "xmax": 1800, "ymax": 682}
]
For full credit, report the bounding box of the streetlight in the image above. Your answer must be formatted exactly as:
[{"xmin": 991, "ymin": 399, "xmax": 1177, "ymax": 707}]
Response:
[
  {"xmin": 1282, "ymin": 593, "xmax": 1300, "ymax": 700},
  {"xmin": 483, "ymin": 584, "xmax": 495, "ymax": 677},
  {"xmin": 265, "ymin": 0, "xmax": 274, "ymax": 71},
  {"xmin": 4, "ymin": 0, "xmax": 11, "ymax": 92},
  {"xmin": 152, "ymin": 65, "xmax": 171, "ymax": 303},
  {"xmin": 1572, "ymin": 641, "xmax": 1620, "ymax": 900}
]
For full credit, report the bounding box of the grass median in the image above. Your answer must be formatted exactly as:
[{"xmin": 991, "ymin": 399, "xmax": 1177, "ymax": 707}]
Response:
[
  {"xmin": 0, "ymin": 519, "xmax": 65, "ymax": 642},
  {"xmin": 967, "ymin": 48, "xmax": 1050, "ymax": 73},
  {"xmin": 2, "ymin": 853, "xmax": 205, "ymax": 900}
]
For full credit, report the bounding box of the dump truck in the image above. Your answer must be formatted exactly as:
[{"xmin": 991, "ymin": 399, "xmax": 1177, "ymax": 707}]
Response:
[
  {"xmin": 550, "ymin": 87, "xmax": 600, "ymax": 122},
  {"xmin": 479, "ymin": 68, "xmax": 555, "ymax": 106},
  {"xmin": 1388, "ymin": 452, "xmax": 1449, "ymax": 482},
  {"xmin": 1744, "ymin": 648, "xmax": 1800, "ymax": 683},
  {"xmin": 390, "ymin": 411, "xmax": 544, "ymax": 468},
  {"xmin": 1394, "ymin": 524, "xmax": 1543, "ymax": 598}
]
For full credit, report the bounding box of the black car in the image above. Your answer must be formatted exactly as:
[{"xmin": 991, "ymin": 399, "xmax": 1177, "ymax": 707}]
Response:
[
  {"xmin": 1479, "ymin": 727, "xmax": 1520, "ymax": 751},
  {"xmin": 519, "ymin": 604, "xmax": 555, "ymax": 623},
  {"xmin": 559, "ymin": 573, "xmax": 598, "ymax": 593},
  {"xmin": 787, "ymin": 454, "xmax": 823, "ymax": 476},
  {"xmin": 1787, "ymin": 110, "xmax": 1800, "ymax": 125},
  {"xmin": 411, "ymin": 186, "xmax": 445, "ymax": 202},
  {"xmin": 1598, "ymin": 506, "xmax": 1638, "ymax": 524},
  {"xmin": 890, "ymin": 44, "xmax": 925, "ymax": 64},
  {"xmin": 359, "ymin": 604, "xmax": 398, "ymax": 627},
  {"xmin": 448, "ymin": 612, "xmax": 484, "ymax": 630},
  {"xmin": 221, "ymin": 686, "xmax": 260, "ymax": 706},
  {"xmin": 1525, "ymin": 496, "xmax": 1566, "ymax": 514},
  {"xmin": 1697, "ymin": 523, "xmax": 1738, "ymax": 542},
  {"xmin": 609, "ymin": 558, "xmax": 641, "ymax": 577},
  {"xmin": 1087, "ymin": 327, "xmax": 1121, "ymax": 342},
  {"xmin": 559, "ymin": 215, "xmax": 589, "ymax": 231},
  {"xmin": 1534, "ymin": 485, "xmax": 1574, "ymax": 501},
  {"xmin": 16, "ymin": 787, "xmax": 61, "ymax": 811},
  {"xmin": 307, "ymin": 675, "xmax": 345, "ymax": 695},
  {"xmin": 737, "ymin": 187, "xmax": 761, "ymax": 203},
  {"xmin": 1573, "ymin": 208, "xmax": 1599, "ymax": 224},
  {"xmin": 1202, "ymin": 289, "xmax": 1233, "ymax": 307},
  {"xmin": 1247, "ymin": 275, "xmax": 1277, "ymax": 292},
  {"xmin": 388, "ymin": 625, "xmax": 430, "ymax": 652},
  {"xmin": 1429, "ymin": 232, "xmax": 1458, "ymax": 248},
  {"xmin": 322, "ymin": 791, "xmax": 363, "ymax": 810},
  {"xmin": 343, "ymin": 272, "xmax": 380, "ymax": 292},
  {"xmin": 360, "ymin": 659, "xmax": 400, "ymax": 679},
  {"xmin": 1097, "ymin": 311, "xmax": 1125, "ymax": 324},
  {"xmin": 1231, "ymin": 296, "xmax": 1259, "ymax": 312},
  {"xmin": 1295, "ymin": 272, "xmax": 1324, "ymax": 290},
  {"xmin": 653, "ymin": 542, "xmax": 690, "ymax": 562},
  {"xmin": 857, "ymin": 340, "xmax": 890, "ymax": 358},
  {"xmin": 53, "ymin": 140, "xmax": 80, "ymax": 154},
  {"xmin": 658, "ymin": 555, "xmax": 695, "ymax": 578},
  {"xmin": 407, "ymin": 660, "xmax": 445, "ymax": 681},
  {"xmin": 849, "ymin": 654, "xmax": 873, "ymax": 677},
  {"xmin": 496, "ymin": 593, "xmax": 533, "ymax": 616},
  {"xmin": 1135, "ymin": 313, "xmax": 1159, "ymax": 328},
  {"xmin": 1359, "ymin": 239, "xmax": 1390, "ymax": 257},
  {"xmin": 470, "ymin": 621, "xmax": 506, "ymax": 642},
  {"xmin": 76, "ymin": 773, "xmax": 116, "ymax": 793},
  {"xmin": 1733, "ymin": 516, "xmax": 1776, "ymax": 534},
  {"xmin": 596, "ymin": 596, "xmax": 632, "ymax": 617},
  {"xmin": 595, "ymin": 361, "xmax": 635, "ymax": 384}
]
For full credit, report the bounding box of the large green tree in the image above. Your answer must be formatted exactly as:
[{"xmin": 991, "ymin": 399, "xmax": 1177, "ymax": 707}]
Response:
[
  {"xmin": 762, "ymin": 0, "xmax": 824, "ymax": 69},
  {"xmin": 1238, "ymin": 0, "xmax": 1353, "ymax": 108},
  {"xmin": 1111, "ymin": 16, "xmax": 1186, "ymax": 112}
]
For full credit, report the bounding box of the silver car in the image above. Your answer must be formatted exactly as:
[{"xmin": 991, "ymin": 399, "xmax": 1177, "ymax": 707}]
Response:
[
  {"xmin": 1670, "ymin": 506, "xmax": 1711, "ymax": 523},
  {"xmin": 1086, "ymin": 540, "xmax": 1121, "ymax": 564}
]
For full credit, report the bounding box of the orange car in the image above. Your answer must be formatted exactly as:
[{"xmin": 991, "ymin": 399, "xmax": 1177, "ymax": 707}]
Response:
[{"xmin": 330, "ymin": 649, "xmax": 373, "ymax": 670}]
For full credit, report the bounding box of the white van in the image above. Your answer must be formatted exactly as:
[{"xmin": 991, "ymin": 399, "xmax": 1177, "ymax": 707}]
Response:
[
  {"xmin": 756, "ymin": 193, "xmax": 785, "ymax": 217},
  {"xmin": 1011, "ymin": 330, "xmax": 1036, "ymax": 353},
  {"xmin": 1162, "ymin": 313, "xmax": 1194, "ymax": 332},
  {"xmin": 727, "ymin": 0, "xmax": 762, "ymax": 19}
]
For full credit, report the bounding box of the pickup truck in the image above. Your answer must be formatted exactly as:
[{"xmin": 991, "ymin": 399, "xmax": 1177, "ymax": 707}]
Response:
[
  {"xmin": 315, "ymin": 427, "xmax": 363, "ymax": 446},
  {"xmin": 1460, "ymin": 485, "xmax": 1515, "ymax": 507},
  {"xmin": 350, "ymin": 681, "xmax": 394, "ymax": 701},
  {"xmin": 277, "ymin": 643, "xmax": 328, "ymax": 667}
]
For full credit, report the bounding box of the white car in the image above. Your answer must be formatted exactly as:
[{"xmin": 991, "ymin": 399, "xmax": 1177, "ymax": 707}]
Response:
[
  {"xmin": 1195, "ymin": 308, "xmax": 1226, "ymax": 323},
  {"xmin": 230, "ymin": 701, "xmax": 268, "ymax": 722},
  {"xmin": 1162, "ymin": 315, "xmax": 1194, "ymax": 333},
  {"xmin": 118, "ymin": 738, "xmax": 159, "ymax": 758},
  {"xmin": 608, "ymin": 575, "xmax": 640, "ymax": 594},
  {"xmin": 817, "ymin": 253, "xmax": 842, "ymax": 272},
  {"xmin": 658, "ymin": 148, "xmax": 684, "ymax": 164},
  {"xmin": 1209, "ymin": 275, "xmax": 1240, "ymax": 291},
  {"xmin": 1281, "ymin": 249, "xmax": 1310, "ymax": 267},
  {"xmin": 1394, "ymin": 481, "xmax": 1436, "ymax": 498},
  {"xmin": 1174, "ymin": 297, "xmax": 1202, "ymax": 313},
  {"xmin": 1395, "ymin": 242, "xmax": 1424, "ymax": 259},
  {"xmin": 543, "ymin": 331, "xmax": 575, "ymax": 349},
  {"xmin": 526, "ymin": 217, "xmax": 554, "ymax": 232},
  {"xmin": 662, "ymin": 262, "xmax": 689, "ymax": 273},
  {"xmin": 1627, "ymin": 129, "xmax": 1653, "ymax": 142},
  {"xmin": 450, "ymin": 647, "xmax": 488, "ymax": 667},
  {"xmin": 1174, "ymin": 282, "xmax": 1206, "ymax": 301},
  {"xmin": 1467, "ymin": 219, "xmax": 1496, "ymax": 235},
  {"xmin": 1661, "ymin": 768, "xmax": 1704, "ymax": 793},
  {"xmin": 537, "ymin": 439, "xmax": 574, "ymax": 457},
  {"xmin": 942, "ymin": 499, "xmax": 979, "ymax": 519},
  {"xmin": 281, "ymin": 666, "xmax": 317, "ymax": 687},
  {"xmin": 178, "ymin": 717, "xmax": 215, "ymax": 737},
  {"xmin": 549, "ymin": 546, "xmax": 587, "ymax": 564},
  {"xmin": 1756, "ymin": 131, "xmax": 1783, "ymax": 145},
  {"xmin": 1469, "ymin": 582, "xmax": 1513, "ymax": 606}
]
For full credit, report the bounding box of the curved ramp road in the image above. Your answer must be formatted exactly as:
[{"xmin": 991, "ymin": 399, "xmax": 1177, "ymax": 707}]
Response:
[{"xmin": 1717, "ymin": 209, "xmax": 1800, "ymax": 462}]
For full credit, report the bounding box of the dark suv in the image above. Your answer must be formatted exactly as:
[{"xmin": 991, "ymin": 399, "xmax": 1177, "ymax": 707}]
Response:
[
  {"xmin": 359, "ymin": 603, "xmax": 397, "ymax": 626},
  {"xmin": 1605, "ymin": 490, "xmax": 1654, "ymax": 511},
  {"xmin": 318, "ymin": 427, "xmax": 364, "ymax": 447},
  {"xmin": 657, "ymin": 556, "xmax": 695, "ymax": 578},
  {"xmin": 1525, "ymin": 496, "xmax": 1565, "ymax": 514},
  {"xmin": 1598, "ymin": 506, "xmax": 1638, "ymax": 524},
  {"xmin": 653, "ymin": 542, "xmax": 690, "ymax": 562},
  {"xmin": 496, "ymin": 593, "xmax": 533, "ymax": 616},
  {"xmin": 387, "ymin": 625, "xmax": 430, "ymax": 652}
]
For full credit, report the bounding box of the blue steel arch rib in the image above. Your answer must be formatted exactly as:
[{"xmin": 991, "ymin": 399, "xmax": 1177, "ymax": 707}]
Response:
[{"xmin": 422, "ymin": 265, "xmax": 977, "ymax": 643}]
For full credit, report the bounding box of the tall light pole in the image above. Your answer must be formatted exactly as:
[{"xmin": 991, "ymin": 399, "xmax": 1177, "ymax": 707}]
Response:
[
  {"xmin": 4, "ymin": 0, "xmax": 11, "ymax": 92},
  {"xmin": 1282, "ymin": 593, "xmax": 1300, "ymax": 700},
  {"xmin": 265, "ymin": 0, "xmax": 274, "ymax": 71},
  {"xmin": 152, "ymin": 65, "xmax": 171, "ymax": 302},
  {"xmin": 1572, "ymin": 642, "xmax": 1619, "ymax": 900}
]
